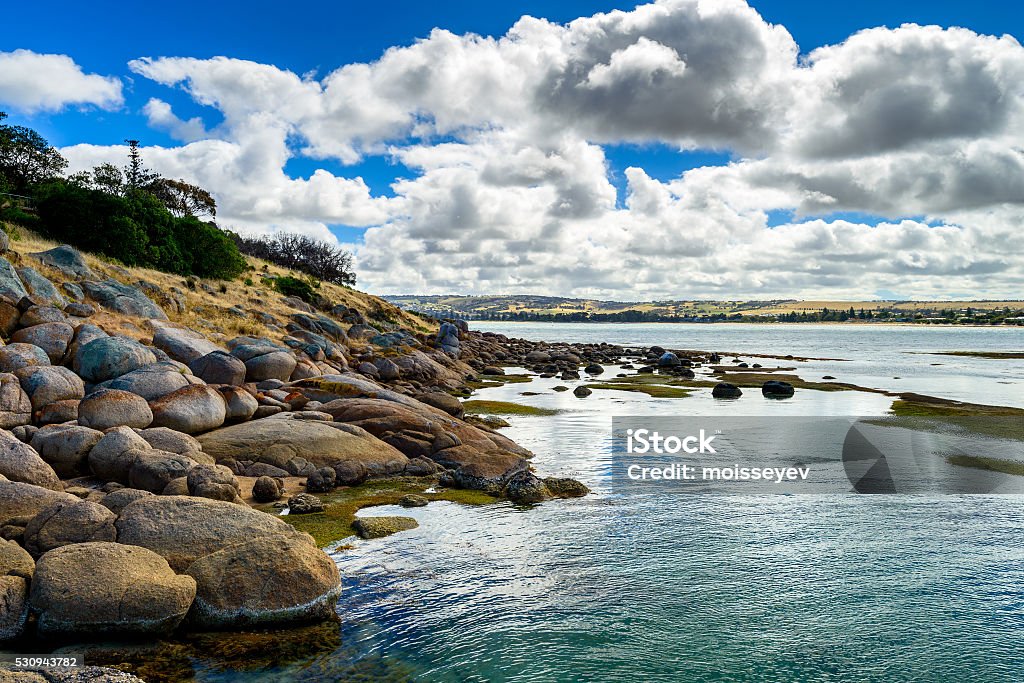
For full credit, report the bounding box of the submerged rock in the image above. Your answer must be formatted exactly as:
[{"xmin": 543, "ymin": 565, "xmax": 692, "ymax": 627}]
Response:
[{"xmin": 353, "ymin": 516, "xmax": 419, "ymax": 539}]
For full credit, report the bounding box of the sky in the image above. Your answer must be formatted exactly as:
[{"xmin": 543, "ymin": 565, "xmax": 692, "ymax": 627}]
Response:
[{"xmin": 0, "ymin": 0, "xmax": 1022, "ymax": 300}]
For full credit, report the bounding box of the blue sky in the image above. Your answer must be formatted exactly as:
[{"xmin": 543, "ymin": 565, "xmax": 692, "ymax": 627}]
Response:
[
  {"xmin": 1, "ymin": 0, "xmax": 1017, "ymax": 208},
  {"xmin": 1, "ymin": 1, "xmax": 1021, "ymax": 299}
]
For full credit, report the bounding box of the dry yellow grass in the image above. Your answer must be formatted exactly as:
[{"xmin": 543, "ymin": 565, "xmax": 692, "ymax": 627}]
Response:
[{"xmin": 5, "ymin": 227, "xmax": 434, "ymax": 345}]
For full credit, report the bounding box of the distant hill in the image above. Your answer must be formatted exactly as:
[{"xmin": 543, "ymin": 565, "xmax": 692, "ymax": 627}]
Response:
[{"xmin": 382, "ymin": 295, "xmax": 1024, "ymax": 325}]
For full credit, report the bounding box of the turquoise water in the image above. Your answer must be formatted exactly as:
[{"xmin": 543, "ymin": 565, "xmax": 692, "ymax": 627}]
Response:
[{"xmin": 128, "ymin": 324, "xmax": 1024, "ymax": 681}]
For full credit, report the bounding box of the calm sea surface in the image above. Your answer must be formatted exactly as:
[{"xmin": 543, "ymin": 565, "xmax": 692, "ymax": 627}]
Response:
[{"xmin": 117, "ymin": 324, "xmax": 1024, "ymax": 681}]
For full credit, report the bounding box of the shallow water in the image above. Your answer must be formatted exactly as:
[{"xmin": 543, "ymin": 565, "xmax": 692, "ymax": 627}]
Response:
[
  {"xmin": 473, "ymin": 321, "xmax": 1024, "ymax": 408},
  {"xmin": 77, "ymin": 324, "xmax": 1024, "ymax": 681}
]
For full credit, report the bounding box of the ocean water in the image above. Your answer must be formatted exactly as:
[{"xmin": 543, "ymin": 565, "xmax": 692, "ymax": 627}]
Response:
[{"xmin": 91, "ymin": 324, "xmax": 1024, "ymax": 681}]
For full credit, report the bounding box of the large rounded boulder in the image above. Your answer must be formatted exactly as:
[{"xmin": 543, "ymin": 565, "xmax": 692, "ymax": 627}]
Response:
[
  {"xmin": 0, "ymin": 481, "xmax": 77, "ymax": 527},
  {"xmin": 0, "ymin": 431, "xmax": 62, "ymax": 490},
  {"xmin": 115, "ymin": 495, "xmax": 314, "ymax": 571},
  {"xmin": 11, "ymin": 322, "xmax": 74, "ymax": 364},
  {"xmin": 0, "ymin": 343, "xmax": 50, "ymax": 374},
  {"xmin": 76, "ymin": 336, "xmax": 157, "ymax": 384},
  {"xmin": 99, "ymin": 362, "xmax": 195, "ymax": 401},
  {"xmin": 185, "ymin": 535, "xmax": 341, "ymax": 628},
  {"xmin": 29, "ymin": 542, "xmax": 196, "ymax": 636},
  {"xmin": 79, "ymin": 388, "xmax": 153, "ymax": 430},
  {"xmin": 189, "ymin": 351, "xmax": 246, "ymax": 386},
  {"xmin": 29, "ymin": 424, "xmax": 103, "ymax": 478},
  {"xmin": 87, "ymin": 426, "xmax": 150, "ymax": 483},
  {"xmin": 15, "ymin": 365, "xmax": 85, "ymax": 411},
  {"xmin": 23, "ymin": 500, "xmax": 117, "ymax": 557},
  {"xmin": 128, "ymin": 450, "xmax": 197, "ymax": 493},
  {"xmin": 148, "ymin": 385, "xmax": 226, "ymax": 434},
  {"xmin": 197, "ymin": 415, "xmax": 408, "ymax": 473},
  {"xmin": 0, "ymin": 372, "xmax": 31, "ymax": 429}
]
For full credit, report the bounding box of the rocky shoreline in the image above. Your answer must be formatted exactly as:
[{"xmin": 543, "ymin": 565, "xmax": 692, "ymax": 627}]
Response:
[
  {"xmin": 0, "ymin": 238, "xmax": 601, "ymax": 669},
  {"xmin": 0, "ymin": 239, "xmax": 1016, "ymax": 682}
]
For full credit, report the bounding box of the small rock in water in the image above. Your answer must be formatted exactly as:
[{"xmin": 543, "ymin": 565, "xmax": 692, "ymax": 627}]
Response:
[
  {"xmin": 543, "ymin": 477, "xmax": 590, "ymax": 498},
  {"xmin": 399, "ymin": 494, "xmax": 429, "ymax": 508},
  {"xmin": 573, "ymin": 386, "xmax": 592, "ymax": 398},
  {"xmin": 712, "ymin": 382, "xmax": 743, "ymax": 399},
  {"xmin": 761, "ymin": 380, "xmax": 795, "ymax": 398},
  {"xmin": 287, "ymin": 493, "xmax": 324, "ymax": 514},
  {"xmin": 353, "ymin": 516, "xmax": 419, "ymax": 539}
]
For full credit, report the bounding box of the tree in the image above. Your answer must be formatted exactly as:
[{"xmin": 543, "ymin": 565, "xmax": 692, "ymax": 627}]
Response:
[
  {"xmin": 149, "ymin": 178, "xmax": 216, "ymax": 219},
  {"xmin": 0, "ymin": 112, "xmax": 69, "ymax": 193},
  {"xmin": 90, "ymin": 163, "xmax": 125, "ymax": 195},
  {"xmin": 123, "ymin": 139, "xmax": 159, "ymax": 190},
  {"xmin": 230, "ymin": 231, "xmax": 356, "ymax": 285}
]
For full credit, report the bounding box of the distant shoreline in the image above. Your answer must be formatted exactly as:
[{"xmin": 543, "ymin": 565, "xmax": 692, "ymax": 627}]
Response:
[{"xmin": 472, "ymin": 320, "xmax": 1024, "ymax": 329}]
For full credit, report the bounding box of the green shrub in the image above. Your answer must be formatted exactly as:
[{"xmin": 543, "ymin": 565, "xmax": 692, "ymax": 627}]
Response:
[
  {"xmin": 34, "ymin": 181, "xmax": 245, "ymax": 280},
  {"xmin": 274, "ymin": 275, "xmax": 317, "ymax": 303}
]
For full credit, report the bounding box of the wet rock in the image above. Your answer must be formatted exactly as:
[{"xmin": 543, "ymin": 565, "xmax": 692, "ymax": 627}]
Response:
[
  {"xmin": 543, "ymin": 477, "xmax": 591, "ymax": 498},
  {"xmin": 287, "ymin": 493, "xmax": 324, "ymax": 514},
  {"xmin": 712, "ymin": 382, "xmax": 743, "ymax": 399},
  {"xmin": 0, "ymin": 431, "xmax": 61, "ymax": 490},
  {"xmin": 189, "ymin": 351, "xmax": 246, "ymax": 385},
  {"xmin": 573, "ymin": 386, "xmax": 593, "ymax": 398},
  {"xmin": 503, "ymin": 471, "xmax": 552, "ymax": 504},
  {"xmin": 584, "ymin": 363, "xmax": 604, "ymax": 375},
  {"xmin": 399, "ymin": 494, "xmax": 429, "ymax": 508},
  {"xmin": 148, "ymin": 385, "xmax": 227, "ymax": 434},
  {"xmin": 29, "ymin": 424, "xmax": 102, "ymax": 478},
  {"xmin": 78, "ymin": 388, "xmax": 153, "ymax": 430},
  {"xmin": 15, "ymin": 365, "xmax": 84, "ymax": 411},
  {"xmin": 762, "ymin": 380, "xmax": 795, "ymax": 398},
  {"xmin": 657, "ymin": 352, "xmax": 681, "ymax": 367},
  {"xmin": 23, "ymin": 500, "xmax": 117, "ymax": 557},
  {"xmin": 76, "ymin": 336, "xmax": 157, "ymax": 383},
  {"xmin": 185, "ymin": 534, "xmax": 341, "ymax": 628},
  {"xmin": 29, "ymin": 542, "xmax": 196, "ymax": 636},
  {"xmin": 30, "ymin": 245, "xmax": 95, "ymax": 279},
  {"xmin": 353, "ymin": 516, "xmax": 418, "ymax": 539},
  {"xmin": 82, "ymin": 279, "xmax": 168, "ymax": 320}
]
